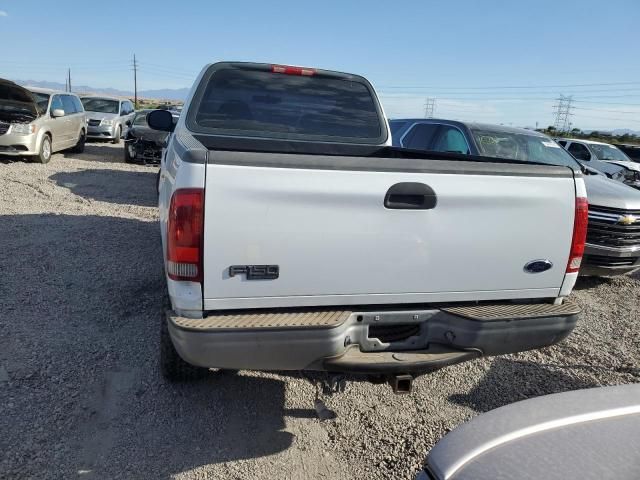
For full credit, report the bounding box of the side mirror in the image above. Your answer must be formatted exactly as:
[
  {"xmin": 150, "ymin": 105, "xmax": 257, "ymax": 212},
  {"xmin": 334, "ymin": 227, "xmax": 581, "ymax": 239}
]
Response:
[
  {"xmin": 148, "ymin": 109, "xmax": 175, "ymax": 132},
  {"xmin": 125, "ymin": 120, "xmax": 132, "ymax": 127},
  {"xmin": 51, "ymin": 109, "xmax": 65, "ymax": 118}
]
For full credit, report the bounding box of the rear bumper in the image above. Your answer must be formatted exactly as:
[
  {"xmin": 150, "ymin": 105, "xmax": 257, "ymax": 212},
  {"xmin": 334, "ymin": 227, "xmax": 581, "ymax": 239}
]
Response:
[
  {"xmin": 582, "ymin": 243, "xmax": 640, "ymax": 276},
  {"xmin": 167, "ymin": 300, "xmax": 580, "ymax": 375}
]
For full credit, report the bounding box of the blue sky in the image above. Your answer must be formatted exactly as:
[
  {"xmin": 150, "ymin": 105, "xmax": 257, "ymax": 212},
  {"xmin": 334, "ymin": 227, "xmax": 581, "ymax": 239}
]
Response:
[{"xmin": 1, "ymin": 0, "xmax": 639, "ymax": 130}]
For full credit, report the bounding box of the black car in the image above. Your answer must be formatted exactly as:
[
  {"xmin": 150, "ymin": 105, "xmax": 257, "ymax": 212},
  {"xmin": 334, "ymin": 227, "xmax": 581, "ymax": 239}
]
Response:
[
  {"xmin": 614, "ymin": 143, "xmax": 640, "ymax": 162},
  {"xmin": 123, "ymin": 109, "xmax": 175, "ymax": 165}
]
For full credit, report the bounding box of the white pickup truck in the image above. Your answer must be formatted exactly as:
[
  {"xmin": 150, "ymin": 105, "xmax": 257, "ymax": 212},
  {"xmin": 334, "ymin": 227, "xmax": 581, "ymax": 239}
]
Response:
[{"xmin": 149, "ymin": 62, "xmax": 586, "ymax": 392}]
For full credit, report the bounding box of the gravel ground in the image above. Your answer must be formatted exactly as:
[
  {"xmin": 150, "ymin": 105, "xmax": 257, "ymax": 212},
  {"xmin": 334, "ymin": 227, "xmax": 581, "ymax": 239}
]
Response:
[{"xmin": 1, "ymin": 143, "xmax": 639, "ymax": 480}]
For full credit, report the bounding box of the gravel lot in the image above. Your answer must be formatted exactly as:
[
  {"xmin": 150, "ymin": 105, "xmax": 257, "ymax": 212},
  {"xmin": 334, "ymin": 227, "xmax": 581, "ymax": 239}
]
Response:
[{"xmin": 1, "ymin": 142, "xmax": 639, "ymax": 480}]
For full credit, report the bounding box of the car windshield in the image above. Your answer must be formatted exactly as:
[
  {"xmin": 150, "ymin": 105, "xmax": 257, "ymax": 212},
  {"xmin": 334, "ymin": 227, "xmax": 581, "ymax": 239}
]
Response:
[
  {"xmin": 470, "ymin": 128, "xmax": 581, "ymax": 169},
  {"xmin": 81, "ymin": 98, "xmax": 119, "ymax": 114},
  {"xmin": 589, "ymin": 144, "xmax": 630, "ymax": 162},
  {"xmin": 30, "ymin": 92, "xmax": 50, "ymax": 113}
]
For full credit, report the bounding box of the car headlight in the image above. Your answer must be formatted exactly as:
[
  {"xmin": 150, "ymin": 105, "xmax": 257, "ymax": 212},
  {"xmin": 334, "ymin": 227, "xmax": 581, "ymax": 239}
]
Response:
[
  {"xmin": 11, "ymin": 123, "xmax": 36, "ymax": 135},
  {"xmin": 101, "ymin": 119, "xmax": 114, "ymax": 126}
]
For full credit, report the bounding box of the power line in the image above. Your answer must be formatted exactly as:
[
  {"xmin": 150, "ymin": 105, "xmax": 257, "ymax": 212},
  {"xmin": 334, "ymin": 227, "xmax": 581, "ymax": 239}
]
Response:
[{"xmin": 378, "ymin": 80, "xmax": 640, "ymax": 90}]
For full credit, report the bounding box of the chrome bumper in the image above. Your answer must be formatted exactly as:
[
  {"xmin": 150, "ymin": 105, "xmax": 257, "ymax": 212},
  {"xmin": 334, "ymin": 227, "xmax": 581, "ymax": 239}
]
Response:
[{"xmin": 582, "ymin": 243, "xmax": 640, "ymax": 276}]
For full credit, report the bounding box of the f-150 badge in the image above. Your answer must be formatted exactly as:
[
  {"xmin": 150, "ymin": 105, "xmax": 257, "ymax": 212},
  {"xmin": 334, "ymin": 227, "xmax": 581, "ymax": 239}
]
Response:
[{"xmin": 229, "ymin": 265, "xmax": 279, "ymax": 280}]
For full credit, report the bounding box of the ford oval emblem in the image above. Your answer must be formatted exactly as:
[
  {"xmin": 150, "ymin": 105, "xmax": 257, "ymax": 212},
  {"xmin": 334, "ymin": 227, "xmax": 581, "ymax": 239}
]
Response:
[{"xmin": 524, "ymin": 259, "xmax": 553, "ymax": 274}]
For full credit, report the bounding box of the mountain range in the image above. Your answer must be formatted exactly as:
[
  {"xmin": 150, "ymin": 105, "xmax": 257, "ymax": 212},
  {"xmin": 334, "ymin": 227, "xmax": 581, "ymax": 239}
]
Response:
[{"xmin": 13, "ymin": 79, "xmax": 190, "ymax": 101}]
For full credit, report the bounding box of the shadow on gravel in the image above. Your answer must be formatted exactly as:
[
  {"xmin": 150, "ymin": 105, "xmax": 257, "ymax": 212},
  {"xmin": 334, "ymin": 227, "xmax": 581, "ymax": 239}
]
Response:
[
  {"xmin": 0, "ymin": 213, "xmax": 294, "ymax": 478},
  {"xmin": 448, "ymin": 358, "xmax": 599, "ymax": 413},
  {"xmin": 50, "ymin": 169, "xmax": 157, "ymax": 207},
  {"xmin": 573, "ymin": 275, "xmax": 613, "ymax": 290},
  {"xmin": 63, "ymin": 142, "xmax": 126, "ymax": 164}
]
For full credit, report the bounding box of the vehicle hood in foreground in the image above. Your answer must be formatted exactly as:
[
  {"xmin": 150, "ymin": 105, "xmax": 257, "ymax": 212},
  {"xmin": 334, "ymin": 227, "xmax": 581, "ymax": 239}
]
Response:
[
  {"xmin": 584, "ymin": 173, "xmax": 640, "ymax": 210},
  {"xmin": 0, "ymin": 79, "xmax": 39, "ymax": 122},
  {"xmin": 424, "ymin": 383, "xmax": 640, "ymax": 480}
]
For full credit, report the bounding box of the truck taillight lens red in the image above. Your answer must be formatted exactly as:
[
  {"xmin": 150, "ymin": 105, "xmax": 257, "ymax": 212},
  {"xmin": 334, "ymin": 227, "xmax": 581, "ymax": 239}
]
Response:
[
  {"xmin": 567, "ymin": 197, "xmax": 588, "ymax": 273},
  {"xmin": 167, "ymin": 188, "xmax": 204, "ymax": 282}
]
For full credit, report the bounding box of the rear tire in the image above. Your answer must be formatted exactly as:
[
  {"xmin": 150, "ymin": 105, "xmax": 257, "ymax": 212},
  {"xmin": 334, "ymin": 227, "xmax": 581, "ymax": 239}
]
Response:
[
  {"xmin": 35, "ymin": 135, "xmax": 52, "ymax": 164},
  {"xmin": 70, "ymin": 129, "xmax": 86, "ymax": 153},
  {"xmin": 160, "ymin": 305, "xmax": 208, "ymax": 382},
  {"xmin": 112, "ymin": 126, "xmax": 121, "ymax": 144}
]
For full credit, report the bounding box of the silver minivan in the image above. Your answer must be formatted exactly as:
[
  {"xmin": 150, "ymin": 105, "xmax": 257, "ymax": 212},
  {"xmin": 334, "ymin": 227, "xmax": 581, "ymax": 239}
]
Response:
[
  {"xmin": 0, "ymin": 79, "xmax": 87, "ymax": 163},
  {"xmin": 80, "ymin": 96, "xmax": 135, "ymax": 144}
]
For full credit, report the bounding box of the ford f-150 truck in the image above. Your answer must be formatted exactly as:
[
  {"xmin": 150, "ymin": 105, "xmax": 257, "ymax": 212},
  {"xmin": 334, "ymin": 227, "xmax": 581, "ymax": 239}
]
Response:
[{"xmin": 149, "ymin": 62, "xmax": 586, "ymax": 392}]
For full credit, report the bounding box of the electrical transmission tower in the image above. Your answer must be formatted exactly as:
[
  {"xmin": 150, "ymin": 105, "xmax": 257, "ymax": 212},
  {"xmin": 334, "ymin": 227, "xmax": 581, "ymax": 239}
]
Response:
[
  {"xmin": 553, "ymin": 95, "xmax": 574, "ymax": 133},
  {"xmin": 424, "ymin": 98, "xmax": 436, "ymax": 118}
]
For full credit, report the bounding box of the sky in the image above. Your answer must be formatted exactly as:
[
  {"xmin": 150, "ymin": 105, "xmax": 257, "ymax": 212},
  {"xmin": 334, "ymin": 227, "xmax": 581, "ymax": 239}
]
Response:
[{"xmin": 1, "ymin": 0, "xmax": 640, "ymax": 131}]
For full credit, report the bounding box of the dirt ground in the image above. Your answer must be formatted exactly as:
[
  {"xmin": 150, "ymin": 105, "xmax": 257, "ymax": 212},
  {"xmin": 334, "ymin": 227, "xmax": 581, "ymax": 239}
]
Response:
[{"xmin": 1, "ymin": 142, "xmax": 639, "ymax": 479}]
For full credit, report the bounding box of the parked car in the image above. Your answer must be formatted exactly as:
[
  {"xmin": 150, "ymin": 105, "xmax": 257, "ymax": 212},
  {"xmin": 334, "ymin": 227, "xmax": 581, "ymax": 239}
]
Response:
[
  {"xmin": 556, "ymin": 138, "xmax": 640, "ymax": 174},
  {"xmin": 148, "ymin": 62, "xmax": 585, "ymax": 391},
  {"xmin": 615, "ymin": 143, "xmax": 640, "ymax": 162},
  {"xmin": 554, "ymin": 140, "xmax": 640, "ymax": 190},
  {"xmin": 80, "ymin": 96, "xmax": 135, "ymax": 144},
  {"xmin": 579, "ymin": 161, "xmax": 640, "ymax": 190},
  {"xmin": 391, "ymin": 119, "xmax": 640, "ymax": 276},
  {"xmin": 123, "ymin": 109, "xmax": 175, "ymax": 164},
  {"xmin": 0, "ymin": 79, "xmax": 87, "ymax": 163},
  {"xmin": 417, "ymin": 383, "xmax": 640, "ymax": 480}
]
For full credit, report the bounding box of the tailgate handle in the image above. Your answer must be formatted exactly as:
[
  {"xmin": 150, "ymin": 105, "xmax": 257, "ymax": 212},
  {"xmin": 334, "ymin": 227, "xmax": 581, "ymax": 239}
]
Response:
[{"xmin": 384, "ymin": 182, "xmax": 437, "ymax": 210}]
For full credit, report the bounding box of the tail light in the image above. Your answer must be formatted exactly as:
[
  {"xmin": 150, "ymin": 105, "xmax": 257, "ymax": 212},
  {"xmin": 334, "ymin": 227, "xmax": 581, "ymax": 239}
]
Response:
[
  {"xmin": 566, "ymin": 197, "xmax": 588, "ymax": 273},
  {"xmin": 271, "ymin": 64, "xmax": 315, "ymax": 76},
  {"xmin": 167, "ymin": 188, "xmax": 204, "ymax": 282}
]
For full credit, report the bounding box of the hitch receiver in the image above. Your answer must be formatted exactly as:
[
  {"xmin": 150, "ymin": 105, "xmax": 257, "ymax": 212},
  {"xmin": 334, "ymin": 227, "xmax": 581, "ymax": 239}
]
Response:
[{"xmin": 389, "ymin": 374, "xmax": 413, "ymax": 394}]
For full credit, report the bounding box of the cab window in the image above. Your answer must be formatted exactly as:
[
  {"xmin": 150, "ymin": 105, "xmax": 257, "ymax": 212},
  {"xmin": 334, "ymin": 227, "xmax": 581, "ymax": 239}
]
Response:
[
  {"xmin": 402, "ymin": 123, "xmax": 439, "ymax": 150},
  {"xmin": 50, "ymin": 95, "xmax": 63, "ymax": 114},
  {"xmin": 432, "ymin": 126, "xmax": 469, "ymax": 154},
  {"xmin": 568, "ymin": 142, "xmax": 591, "ymax": 161},
  {"xmin": 61, "ymin": 95, "xmax": 77, "ymax": 114}
]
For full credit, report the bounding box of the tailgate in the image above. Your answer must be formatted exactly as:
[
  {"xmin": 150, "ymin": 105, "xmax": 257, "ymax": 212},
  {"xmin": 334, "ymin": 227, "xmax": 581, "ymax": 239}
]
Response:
[{"xmin": 201, "ymin": 152, "xmax": 576, "ymax": 310}]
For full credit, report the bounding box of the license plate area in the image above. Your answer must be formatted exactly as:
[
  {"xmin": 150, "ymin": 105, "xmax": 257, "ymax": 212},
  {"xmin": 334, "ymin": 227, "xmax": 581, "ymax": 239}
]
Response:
[{"xmin": 356, "ymin": 310, "xmax": 435, "ymax": 352}]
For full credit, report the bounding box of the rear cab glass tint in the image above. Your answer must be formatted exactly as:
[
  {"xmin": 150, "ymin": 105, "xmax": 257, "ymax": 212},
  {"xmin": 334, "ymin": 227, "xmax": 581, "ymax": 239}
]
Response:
[{"xmin": 186, "ymin": 63, "xmax": 387, "ymax": 145}]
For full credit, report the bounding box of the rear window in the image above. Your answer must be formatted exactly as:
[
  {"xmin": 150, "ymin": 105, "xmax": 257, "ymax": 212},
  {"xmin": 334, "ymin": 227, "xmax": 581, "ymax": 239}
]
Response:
[{"xmin": 187, "ymin": 65, "xmax": 385, "ymax": 144}]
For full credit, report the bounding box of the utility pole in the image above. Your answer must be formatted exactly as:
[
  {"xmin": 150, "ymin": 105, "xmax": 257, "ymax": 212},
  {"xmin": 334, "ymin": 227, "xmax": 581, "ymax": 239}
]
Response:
[
  {"xmin": 424, "ymin": 97, "xmax": 436, "ymax": 118},
  {"xmin": 68, "ymin": 68, "xmax": 72, "ymax": 92},
  {"xmin": 553, "ymin": 95, "xmax": 574, "ymax": 133},
  {"xmin": 132, "ymin": 54, "xmax": 138, "ymax": 109}
]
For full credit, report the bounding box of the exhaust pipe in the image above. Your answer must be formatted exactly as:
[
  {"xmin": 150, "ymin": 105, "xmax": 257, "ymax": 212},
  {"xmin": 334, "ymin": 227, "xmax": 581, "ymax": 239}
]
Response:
[{"xmin": 389, "ymin": 374, "xmax": 413, "ymax": 394}]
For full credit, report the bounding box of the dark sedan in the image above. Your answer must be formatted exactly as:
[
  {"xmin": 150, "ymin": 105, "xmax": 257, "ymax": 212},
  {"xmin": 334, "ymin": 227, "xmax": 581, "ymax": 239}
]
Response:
[{"xmin": 123, "ymin": 109, "xmax": 175, "ymax": 165}]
